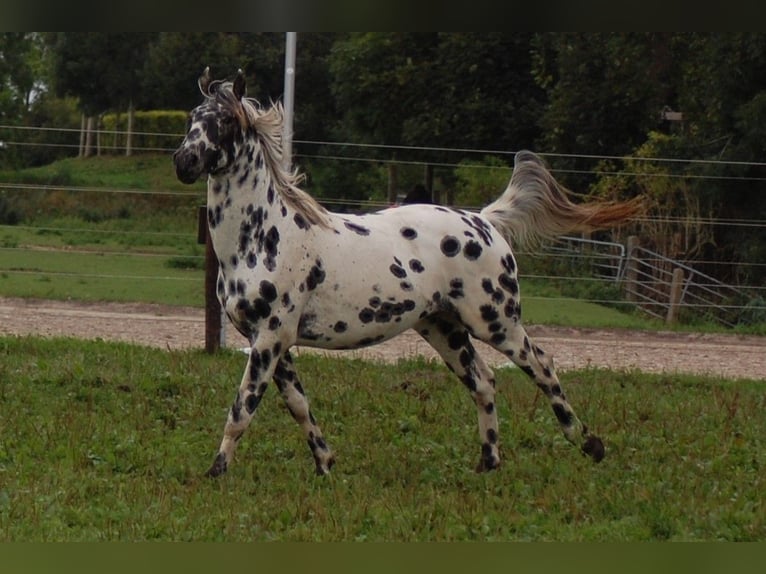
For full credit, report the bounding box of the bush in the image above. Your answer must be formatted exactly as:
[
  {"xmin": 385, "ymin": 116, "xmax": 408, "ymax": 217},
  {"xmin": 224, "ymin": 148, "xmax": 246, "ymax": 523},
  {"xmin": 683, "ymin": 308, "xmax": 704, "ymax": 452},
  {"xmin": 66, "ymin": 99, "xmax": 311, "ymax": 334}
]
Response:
[
  {"xmin": 0, "ymin": 193, "xmax": 22, "ymax": 225},
  {"xmin": 101, "ymin": 110, "xmax": 187, "ymax": 154}
]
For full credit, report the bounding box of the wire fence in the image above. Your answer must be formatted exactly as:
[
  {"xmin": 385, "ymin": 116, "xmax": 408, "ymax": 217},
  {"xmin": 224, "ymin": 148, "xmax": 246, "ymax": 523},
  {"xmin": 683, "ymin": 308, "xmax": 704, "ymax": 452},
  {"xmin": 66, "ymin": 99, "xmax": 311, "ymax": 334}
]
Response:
[{"xmin": 1, "ymin": 124, "xmax": 765, "ymax": 328}]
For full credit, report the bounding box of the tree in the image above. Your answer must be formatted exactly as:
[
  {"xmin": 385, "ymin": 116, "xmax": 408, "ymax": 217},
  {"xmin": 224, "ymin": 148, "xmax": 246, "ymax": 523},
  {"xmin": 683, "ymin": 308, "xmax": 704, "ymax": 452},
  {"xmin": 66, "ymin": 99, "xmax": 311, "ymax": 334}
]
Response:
[
  {"xmin": 531, "ymin": 33, "xmax": 677, "ymax": 191},
  {"xmin": 47, "ymin": 33, "xmax": 157, "ymax": 156},
  {"xmin": 0, "ymin": 33, "xmax": 59, "ymax": 168},
  {"xmin": 327, "ymin": 33, "xmax": 545, "ymax": 202}
]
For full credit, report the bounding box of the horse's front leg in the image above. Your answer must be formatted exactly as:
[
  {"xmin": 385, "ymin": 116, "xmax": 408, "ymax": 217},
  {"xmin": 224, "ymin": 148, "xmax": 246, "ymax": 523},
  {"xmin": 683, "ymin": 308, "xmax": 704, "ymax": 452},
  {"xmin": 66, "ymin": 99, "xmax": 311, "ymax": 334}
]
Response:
[
  {"xmin": 206, "ymin": 339, "xmax": 281, "ymax": 478},
  {"xmin": 273, "ymin": 351, "xmax": 335, "ymax": 475}
]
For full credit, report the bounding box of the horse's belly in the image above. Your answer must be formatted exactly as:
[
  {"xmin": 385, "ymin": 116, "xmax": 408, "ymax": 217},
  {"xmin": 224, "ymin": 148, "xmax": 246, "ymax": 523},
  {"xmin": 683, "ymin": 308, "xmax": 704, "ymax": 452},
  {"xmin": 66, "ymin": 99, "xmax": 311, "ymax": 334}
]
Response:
[{"xmin": 295, "ymin": 292, "xmax": 428, "ymax": 350}]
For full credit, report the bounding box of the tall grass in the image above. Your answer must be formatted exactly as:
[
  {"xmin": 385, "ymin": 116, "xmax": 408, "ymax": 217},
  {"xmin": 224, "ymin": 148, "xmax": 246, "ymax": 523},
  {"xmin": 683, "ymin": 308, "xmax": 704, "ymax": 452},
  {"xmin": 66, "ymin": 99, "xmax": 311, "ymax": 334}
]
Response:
[{"xmin": 1, "ymin": 336, "xmax": 762, "ymax": 541}]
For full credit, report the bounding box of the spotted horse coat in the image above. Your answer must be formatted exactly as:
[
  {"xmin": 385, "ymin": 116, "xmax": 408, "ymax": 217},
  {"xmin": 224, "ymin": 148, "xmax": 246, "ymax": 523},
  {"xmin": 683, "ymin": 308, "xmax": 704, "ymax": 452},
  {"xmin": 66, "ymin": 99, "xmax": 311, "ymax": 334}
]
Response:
[{"xmin": 173, "ymin": 68, "xmax": 641, "ymax": 477}]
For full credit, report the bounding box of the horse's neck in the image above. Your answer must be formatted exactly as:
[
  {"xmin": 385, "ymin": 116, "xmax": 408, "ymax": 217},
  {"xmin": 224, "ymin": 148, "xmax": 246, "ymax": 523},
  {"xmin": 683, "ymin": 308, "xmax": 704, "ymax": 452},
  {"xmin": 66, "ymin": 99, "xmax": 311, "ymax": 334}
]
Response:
[{"xmin": 206, "ymin": 148, "xmax": 291, "ymax": 255}]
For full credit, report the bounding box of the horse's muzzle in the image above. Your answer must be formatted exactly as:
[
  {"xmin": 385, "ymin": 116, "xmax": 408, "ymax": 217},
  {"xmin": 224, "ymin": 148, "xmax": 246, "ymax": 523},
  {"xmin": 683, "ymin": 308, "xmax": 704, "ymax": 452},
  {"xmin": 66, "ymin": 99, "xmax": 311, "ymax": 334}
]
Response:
[{"xmin": 173, "ymin": 147, "xmax": 203, "ymax": 184}]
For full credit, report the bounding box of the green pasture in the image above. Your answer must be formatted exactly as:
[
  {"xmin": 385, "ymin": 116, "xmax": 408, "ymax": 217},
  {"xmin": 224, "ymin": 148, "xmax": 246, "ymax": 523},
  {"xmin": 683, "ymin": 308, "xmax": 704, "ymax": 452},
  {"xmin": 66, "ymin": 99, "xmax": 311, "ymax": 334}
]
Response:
[
  {"xmin": 0, "ymin": 248, "xmax": 203, "ymax": 306},
  {"xmin": 0, "ymin": 336, "xmax": 763, "ymax": 541}
]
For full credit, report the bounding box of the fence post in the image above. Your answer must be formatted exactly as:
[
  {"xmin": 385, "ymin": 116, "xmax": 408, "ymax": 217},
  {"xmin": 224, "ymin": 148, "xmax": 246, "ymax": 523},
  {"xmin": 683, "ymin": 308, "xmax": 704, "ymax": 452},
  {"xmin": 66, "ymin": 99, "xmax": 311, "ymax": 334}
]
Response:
[
  {"xmin": 624, "ymin": 235, "xmax": 639, "ymax": 302},
  {"xmin": 198, "ymin": 206, "xmax": 222, "ymax": 353},
  {"xmin": 666, "ymin": 267, "xmax": 685, "ymax": 324}
]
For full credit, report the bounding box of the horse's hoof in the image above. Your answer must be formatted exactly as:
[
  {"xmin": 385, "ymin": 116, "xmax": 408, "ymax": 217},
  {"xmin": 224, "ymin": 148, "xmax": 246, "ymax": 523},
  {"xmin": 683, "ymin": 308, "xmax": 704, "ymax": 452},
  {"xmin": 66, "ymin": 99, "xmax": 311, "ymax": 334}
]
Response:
[
  {"xmin": 206, "ymin": 452, "xmax": 227, "ymax": 477},
  {"xmin": 475, "ymin": 455, "xmax": 500, "ymax": 473},
  {"xmin": 314, "ymin": 453, "xmax": 335, "ymax": 476},
  {"xmin": 582, "ymin": 435, "xmax": 605, "ymax": 463}
]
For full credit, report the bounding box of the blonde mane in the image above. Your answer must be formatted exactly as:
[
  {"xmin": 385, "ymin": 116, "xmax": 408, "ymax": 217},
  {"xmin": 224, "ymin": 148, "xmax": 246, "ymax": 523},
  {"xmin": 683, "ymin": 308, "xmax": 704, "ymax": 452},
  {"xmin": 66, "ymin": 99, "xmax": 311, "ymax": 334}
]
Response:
[{"xmin": 216, "ymin": 85, "xmax": 330, "ymax": 227}]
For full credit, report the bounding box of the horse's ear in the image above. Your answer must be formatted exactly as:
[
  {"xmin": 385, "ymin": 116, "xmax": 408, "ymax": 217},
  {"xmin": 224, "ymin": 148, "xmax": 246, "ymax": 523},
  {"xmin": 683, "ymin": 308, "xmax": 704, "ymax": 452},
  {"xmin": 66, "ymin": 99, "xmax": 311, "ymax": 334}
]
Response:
[
  {"xmin": 198, "ymin": 66, "xmax": 212, "ymax": 96},
  {"xmin": 233, "ymin": 69, "xmax": 246, "ymax": 100}
]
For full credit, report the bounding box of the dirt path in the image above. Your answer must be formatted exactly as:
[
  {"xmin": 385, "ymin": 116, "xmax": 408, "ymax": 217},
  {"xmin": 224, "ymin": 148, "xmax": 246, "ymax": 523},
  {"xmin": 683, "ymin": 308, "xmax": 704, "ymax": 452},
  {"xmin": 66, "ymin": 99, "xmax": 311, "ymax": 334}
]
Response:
[{"xmin": 1, "ymin": 296, "xmax": 764, "ymax": 379}]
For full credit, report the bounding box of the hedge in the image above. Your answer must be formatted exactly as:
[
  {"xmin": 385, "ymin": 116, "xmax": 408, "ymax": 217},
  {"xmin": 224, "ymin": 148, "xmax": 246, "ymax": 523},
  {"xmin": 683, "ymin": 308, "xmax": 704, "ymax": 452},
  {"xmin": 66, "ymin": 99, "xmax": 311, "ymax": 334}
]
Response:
[{"xmin": 100, "ymin": 110, "xmax": 187, "ymax": 153}]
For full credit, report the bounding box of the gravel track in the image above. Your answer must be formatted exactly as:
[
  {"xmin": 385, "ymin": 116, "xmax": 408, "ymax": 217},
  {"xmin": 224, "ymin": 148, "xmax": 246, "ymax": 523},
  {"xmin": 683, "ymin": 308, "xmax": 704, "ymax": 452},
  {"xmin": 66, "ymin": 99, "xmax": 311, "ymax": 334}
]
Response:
[{"xmin": 1, "ymin": 296, "xmax": 764, "ymax": 379}]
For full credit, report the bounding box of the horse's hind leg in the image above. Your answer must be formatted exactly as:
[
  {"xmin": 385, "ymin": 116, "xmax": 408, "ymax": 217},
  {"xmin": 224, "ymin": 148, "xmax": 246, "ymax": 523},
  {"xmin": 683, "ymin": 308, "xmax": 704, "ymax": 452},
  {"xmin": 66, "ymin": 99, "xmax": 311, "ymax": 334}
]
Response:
[
  {"xmin": 415, "ymin": 314, "xmax": 501, "ymax": 472},
  {"xmin": 272, "ymin": 351, "xmax": 335, "ymax": 475},
  {"xmin": 485, "ymin": 323, "xmax": 605, "ymax": 462}
]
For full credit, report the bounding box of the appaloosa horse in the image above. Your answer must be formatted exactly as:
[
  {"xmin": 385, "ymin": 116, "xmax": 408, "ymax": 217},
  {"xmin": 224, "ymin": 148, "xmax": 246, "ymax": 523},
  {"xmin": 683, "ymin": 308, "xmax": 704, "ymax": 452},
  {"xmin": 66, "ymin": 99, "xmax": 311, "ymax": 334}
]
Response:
[{"xmin": 173, "ymin": 68, "xmax": 639, "ymax": 477}]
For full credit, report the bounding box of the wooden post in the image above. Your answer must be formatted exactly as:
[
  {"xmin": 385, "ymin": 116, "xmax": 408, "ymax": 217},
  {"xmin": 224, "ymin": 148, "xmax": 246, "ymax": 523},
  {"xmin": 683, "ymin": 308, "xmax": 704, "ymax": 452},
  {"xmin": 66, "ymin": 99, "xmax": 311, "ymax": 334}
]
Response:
[
  {"xmin": 624, "ymin": 235, "xmax": 639, "ymax": 302},
  {"xmin": 424, "ymin": 164, "xmax": 437, "ymax": 203},
  {"xmin": 84, "ymin": 116, "xmax": 94, "ymax": 157},
  {"xmin": 126, "ymin": 101, "xmax": 134, "ymax": 157},
  {"xmin": 198, "ymin": 206, "xmax": 222, "ymax": 353},
  {"xmin": 666, "ymin": 267, "xmax": 685, "ymax": 324}
]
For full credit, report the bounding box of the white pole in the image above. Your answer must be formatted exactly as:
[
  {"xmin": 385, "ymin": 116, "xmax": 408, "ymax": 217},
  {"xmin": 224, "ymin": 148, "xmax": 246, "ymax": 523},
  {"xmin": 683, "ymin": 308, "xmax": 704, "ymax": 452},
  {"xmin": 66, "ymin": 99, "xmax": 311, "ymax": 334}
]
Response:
[{"xmin": 283, "ymin": 32, "xmax": 297, "ymax": 170}]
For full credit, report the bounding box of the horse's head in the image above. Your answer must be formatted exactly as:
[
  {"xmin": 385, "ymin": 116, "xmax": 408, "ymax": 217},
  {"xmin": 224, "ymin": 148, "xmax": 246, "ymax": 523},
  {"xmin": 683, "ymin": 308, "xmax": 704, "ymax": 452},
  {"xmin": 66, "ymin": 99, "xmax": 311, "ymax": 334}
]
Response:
[{"xmin": 173, "ymin": 67, "xmax": 249, "ymax": 184}]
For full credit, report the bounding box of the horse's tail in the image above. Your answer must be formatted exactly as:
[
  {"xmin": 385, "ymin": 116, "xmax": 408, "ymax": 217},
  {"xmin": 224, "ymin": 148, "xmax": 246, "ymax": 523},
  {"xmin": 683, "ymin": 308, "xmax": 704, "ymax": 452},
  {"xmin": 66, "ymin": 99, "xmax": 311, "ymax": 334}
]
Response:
[{"xmin": 481, "ymin": 150, "xmax": 642, "ymax": 247}]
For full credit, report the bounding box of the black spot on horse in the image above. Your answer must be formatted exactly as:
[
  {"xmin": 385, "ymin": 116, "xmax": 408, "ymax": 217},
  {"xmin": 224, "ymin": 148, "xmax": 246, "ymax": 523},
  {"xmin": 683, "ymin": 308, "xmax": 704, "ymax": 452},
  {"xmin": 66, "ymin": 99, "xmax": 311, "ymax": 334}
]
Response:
[
  {"xmin": 294, "ymin": 212, "xmax": 310, "ymax": 230},
  {"xmin": 208, "ymin": 205, "xmax": 223, "ymax": 229},
  {"xmin": 333, "ymin": 321, "xmax": 347, "ymax": 333},
  {"xmin": 246, "ymin": 251, "xmax": 257, "ymax": 269},
  {"xmin": 463, "ymin": 240, "xmax": 483, "ymax": 260},
  {"xmin": 480, "ymin": 305, "xmax": 499, "ymax": 322},
  {"xmin": 237, "ymin": 166, "xmax": 250, "ymax": 186},
  {"xmin": 498, "ymin": 273, "xmax": 519, "ymax": 295},
  {"xmin": 460, "ymin": 374, "xmax": 477, "ymax": 393},
  {"xmin": 389, "ymin": 264, "xmax": 407, "ymax": 279},
  {"xmin": 448, "ymin": 278, "xmax": 464, "ymax": 299},
  {"xmin": 306, "ymin": 260, "xmax": 326, "ymax": 291},
  {"xmin": 238, "ymin": 220, "xmax": 253, "ymax": 254},
  {"xmin": 368, "ymin": 296, "xmax": 381, "ymax": 308},
  {"xmin": 553, "ymin": 404, "xmax": 573, "ymax": 426},
  {"xmin": 400, "ymin": 281, "xmax": 413, "ymax": 291},
  {"xmin": 262, "ymin": 226, "xmax": 280, "ymax": 272},
  {"xmin": 358, "ymin": 308, "xmax": 375, "ymax": 323},
  {"xmin": 259, "ymin": 280, "xmax": 278, "ymax": 302},
  {"xmin": 245, "ymin": 393, "xmax": 262, "ymax": 414},
  {"xmin": 469, "ymin": 215, "xmax": 494, "ymax": 246},
  {"xmin": 400, "ymin": 227, "xmax": 418, "ymax": 240},
  {"xmin": 236, "ymin": 279, "xmax": 246, "ymax": 296},
  {"xmin": 448, "ymin": 330, "xmax": 469, "ymax": 350},
  {"xmin": 268, "ymin": 316, "xmax": 281, "ymax": 330},
  {"xmin": 409, "ymin": 259, "xmax": 425, "ymax": 273},
  {"xmin": 490, "ymin": 332, "xmax": 506, "ymax": 345},
  {"xmin": 440, "ymin": 236, "xmax": 461, "ymax": 257},
  {"xmin": 267, "ymin": 184, "xmax": 275, "ymax": 204},
  {"xmin": 501, "ymin": 253, "xmax": 516, "ymax": 274},
  {"xmin": 344, "ymin": 221, "xmax": 371, "ymax": 236}
]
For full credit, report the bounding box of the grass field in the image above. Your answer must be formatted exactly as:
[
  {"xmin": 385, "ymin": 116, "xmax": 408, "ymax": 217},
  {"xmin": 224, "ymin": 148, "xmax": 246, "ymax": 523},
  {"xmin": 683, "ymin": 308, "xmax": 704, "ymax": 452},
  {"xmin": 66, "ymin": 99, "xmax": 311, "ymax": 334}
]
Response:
[{"xmin": 0, "ymin": 336, "xmax": 763, "ymax": 541}]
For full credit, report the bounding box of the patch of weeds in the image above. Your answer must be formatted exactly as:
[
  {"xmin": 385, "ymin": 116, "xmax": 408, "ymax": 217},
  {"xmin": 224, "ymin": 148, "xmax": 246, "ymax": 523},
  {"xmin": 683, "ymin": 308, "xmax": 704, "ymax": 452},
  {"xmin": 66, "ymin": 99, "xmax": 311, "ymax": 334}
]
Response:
[{"xmin": 165, "ymin": 256, "xmax": 204, "ymax": 271}]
